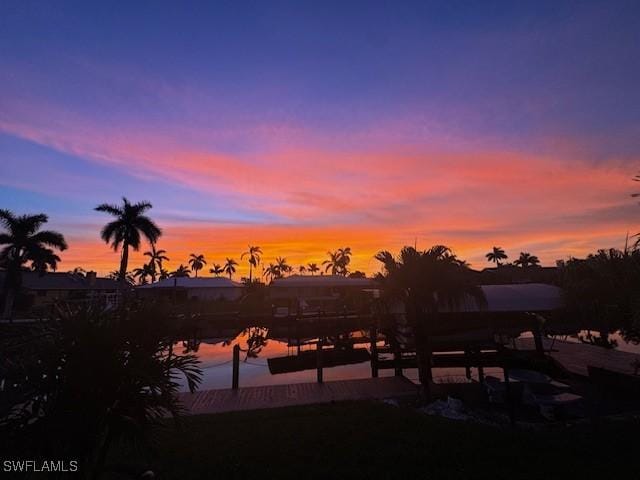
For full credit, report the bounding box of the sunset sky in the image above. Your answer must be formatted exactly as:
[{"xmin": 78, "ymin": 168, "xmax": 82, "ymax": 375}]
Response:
[{"xmin": 1, "ymin": 1, "xmax": 639, "ymax": 277}]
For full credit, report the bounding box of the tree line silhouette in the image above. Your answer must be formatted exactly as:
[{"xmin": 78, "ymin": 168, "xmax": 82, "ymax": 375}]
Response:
[
  {"xmin": 485, "ymin": 246, "xmax": 540, "ymax": 268},
  {"xmin": 0, "ymin": 196, "xmax": 556, "ymax": 317}
]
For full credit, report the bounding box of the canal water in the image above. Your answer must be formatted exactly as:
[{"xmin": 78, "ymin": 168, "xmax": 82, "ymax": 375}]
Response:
[
  {"xmin": 555, "ymin": 330, "xmax": 640, "ymax": 354},
  {"xmin": 177, "ymin": 328, "xmax": 639, "ymax": 392},
  {"xmin": 176, "ymin": 328, "xmax": 499, "ymax": 392}
]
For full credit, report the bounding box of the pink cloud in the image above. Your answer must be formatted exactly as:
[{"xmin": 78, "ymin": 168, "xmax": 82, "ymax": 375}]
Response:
[{"xmin": 2, "ymin": 85, "xmax": 639, "ymax": 275}]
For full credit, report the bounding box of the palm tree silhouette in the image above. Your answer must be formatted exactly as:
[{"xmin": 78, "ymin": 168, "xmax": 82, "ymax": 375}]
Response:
[
  {"xmin": 95, "ymin": 198, "xmax": 161, "ymax": 285},
  {"xmin": 241, "ymin": 245, "xmax": 262, "ymax": 283},
  {"xmin": 0, "ymin": 210, "xmax": 68, "ymax": 319},
  {"xmin": 107, "ymin": 270, "xmax": 135, "ymax": 284},
  {"xmin": 210, "ymin": 264, "xmax": 224, "ymax": 277},
  {"xmin": 30, "ymin": 251, "xmax": 62, "ymax": 273},
  {"xmin": 323, "ymin": 247, "xmax": 352, "ymax": 275},
  {"xmin": 323, "ymin": 250, "xmax": 341, "ymax": 275},
  {"xmin": 68, "ymin": 267, "xmax": 86, "ymax": 276},
  {"xmin": 188, "ymin": 253, "xmax": 206, "ymax": 277},
  {"xmin": 375, "ymin": 245, "xmax": 485, "ymax": 395},
  {"xmin": 338, "ymin": 247, "xmax": 352, "ymax": 274},
  {"xmin": 514, "ymin": 252, "xmax": 540, "ymax": 268},
  {"xmin": 223, "ymin": 258, "xmax": 238, "ymax": 280},
  {"xmin": 298, "ymin": 265, "xmax": 306, "ymax": 275},
  {"xmin": 275, "ymin": 256, "xmax": 291, "ymax": 277},
  {"xmin": 263, "ymin": 263, "xmax": 281, "ymax": 282},
  {"xmin": 307, "ymin": 263, "xmax": 319, "ymax": 275},
  {"xmin": 485, "ymin": 246, "xmax": 508, "ymax": 267},
  {"xmin": 171, "ymin": 265, "xmax": 190, "ymax": 278},
  {"xmin": 133, "ymin": 263, "xmax": 155, "ymax": 285},
  {"xmin": 143, "ymin": 244, "xmax": 169, "ymax": 282}
]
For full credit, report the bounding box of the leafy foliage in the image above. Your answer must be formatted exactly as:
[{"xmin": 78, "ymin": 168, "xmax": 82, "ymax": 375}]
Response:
[
  {"xmin": 0, "ymin": 303, "xmax": 201, "ymax": 476},
  {"xmin": 559, "ymin": 248, "xmax": 640, "ymax": 343},
  {"xmin": 0, "ymin": 210, "xmax": 68, "ymax": 318},
  {"xmin": 375, "ymin": 245, "xmax": 485, "ymax": 387}
]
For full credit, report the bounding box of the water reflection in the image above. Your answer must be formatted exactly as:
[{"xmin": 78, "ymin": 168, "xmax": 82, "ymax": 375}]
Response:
[
  {"xmin": 176, "ymin": 326, "xmax": 496, "ymax": 392},
  {"xmin": 243, "ymin": 326, "xmax": 269, "ymax": 361},
  {"xmin": 563, "ymin": 330, "xmax": 640, "ymax": 355},
  {"xmin": 177, "ymin": 325, "xmax": 640, "ymax": 392}
]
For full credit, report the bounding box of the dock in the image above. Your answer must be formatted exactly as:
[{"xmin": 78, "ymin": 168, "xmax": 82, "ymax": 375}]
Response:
[
  {"xmin": 514, "ymin": 337, "xmax": 640, "ymax": 377},
  {"xmin": 179, "ymin": 377, "xmax": 418, "ymax": 415}
]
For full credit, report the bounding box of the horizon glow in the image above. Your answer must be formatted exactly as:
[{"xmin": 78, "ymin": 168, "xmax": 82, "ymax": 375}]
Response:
[{"xmin": 1, "ymin": 1, "xmax": 639, "ymax": 277}]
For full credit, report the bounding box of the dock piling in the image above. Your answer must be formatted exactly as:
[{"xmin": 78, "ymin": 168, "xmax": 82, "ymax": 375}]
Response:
[
  {"xmin": 393, "ymin": 341, "xmax": 403, "ymax": 377},
  {"xmin": 316, "ymin": 338, "xmax": 324, "ymax": 384},
  {"xmin": 370, "ymin": 326, "xmax": 379, "ymax": 378},
  {"xmin": 232, "ymin": 344, "xmax": 240, "ymax": 389}
]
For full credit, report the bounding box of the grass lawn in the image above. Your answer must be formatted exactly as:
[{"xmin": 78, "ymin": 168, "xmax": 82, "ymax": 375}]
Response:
[{"xmin": 109, "ymin": 401, "xmax": 637, "ymax": 480}]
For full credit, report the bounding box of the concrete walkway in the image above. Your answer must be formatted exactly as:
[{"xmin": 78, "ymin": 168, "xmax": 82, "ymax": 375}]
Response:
[
  {"xmin": 515, "ymin": 337, "xmax": 640, "ymax": 377},
  {"xmin": 179, "ymin": 377, "xmax": 418, "ymax": 415}
]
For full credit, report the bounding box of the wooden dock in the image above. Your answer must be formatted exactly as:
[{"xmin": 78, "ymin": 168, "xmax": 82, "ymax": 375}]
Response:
[
  {"xmin": 514, "ymin": 337, "xmax": 640, "ymax": 377},
  {"xmin": 179, "ymin": 377, "xmax": 418, "ymax": 415}
]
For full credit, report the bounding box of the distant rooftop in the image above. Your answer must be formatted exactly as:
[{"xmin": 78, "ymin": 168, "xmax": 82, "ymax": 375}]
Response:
[
  {"xmin": 444, "ymin": 283, "xmax": 564, "ymax": 313},
  {"xmin": 270, "ymin": 275, "xmax": 374, "ymax": 288},
  {"xmin": 0, "ymin": 270, "xmax": 118, "ymax": 290},
  {"xmin": 137, "ymin": 277, "xmax": 242, "ymax": 289}
]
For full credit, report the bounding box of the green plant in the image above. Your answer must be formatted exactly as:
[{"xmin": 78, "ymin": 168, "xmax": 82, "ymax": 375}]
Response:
[{"xmin": 0, "ymin": 302, "xmax": 201, "ymax": 478}]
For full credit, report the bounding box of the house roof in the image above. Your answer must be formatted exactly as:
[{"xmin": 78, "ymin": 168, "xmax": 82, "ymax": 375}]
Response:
[
  {"xmin": 270, "ymin": 275, "xmax": 374, "ymax": 288},
  {"xmin": 444, "ymin": 283, "xmax": 564, "ymax": 313},
  {"xmin": 137, "ymin": 277, "xmax": 242, "ymax": 289},
  {"xmin": 0, "ymin": 270, "xmax": 119, "ymax": 290}
]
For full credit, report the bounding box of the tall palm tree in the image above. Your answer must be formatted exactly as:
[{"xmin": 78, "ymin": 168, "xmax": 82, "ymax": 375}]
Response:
[
  {"xmin": 241, "ymin": 245, "xmax": 262, "ymax": 283},
  {"xmin": 485, "ymin": 246, "xmax": 508, "ymax": 267},
  {"xmin": 0, "ymin": 210, "xmax": 68, "ymax": 319},
  {"xmin": 375, "ymin": 245, "xmax": 485, "ymax": 396},
  {"xmin": 223, "ymin": 258, "xmax": 238, "ymax": 280},
  {"xmin": 307, "ymin": 263, "xmax": 319, "ymax": 275},
  {"xmin": 298, "ymin": 265, "xmax": 306, "ymax": 275},
  {"xmin": 514, "ymin": 252, "xmax": 540, "ymax": 268},
  {"xmin": 210, "ymin": 264, "xmax": 224, "ymax": 277},
  {"xmin": 171, "ymin": 265, "xmax": 190, "ymax": 278},
  {"xmin": 143, "ymin": 244, "xmax": 169, "ymax": 282},
  {"xmin": 95, "ymin": 198, "xmax": 161, "ymax": 285},
  {"xmin": 188, "ymin": 253, "xmax": 206, "ymax": 277}
]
